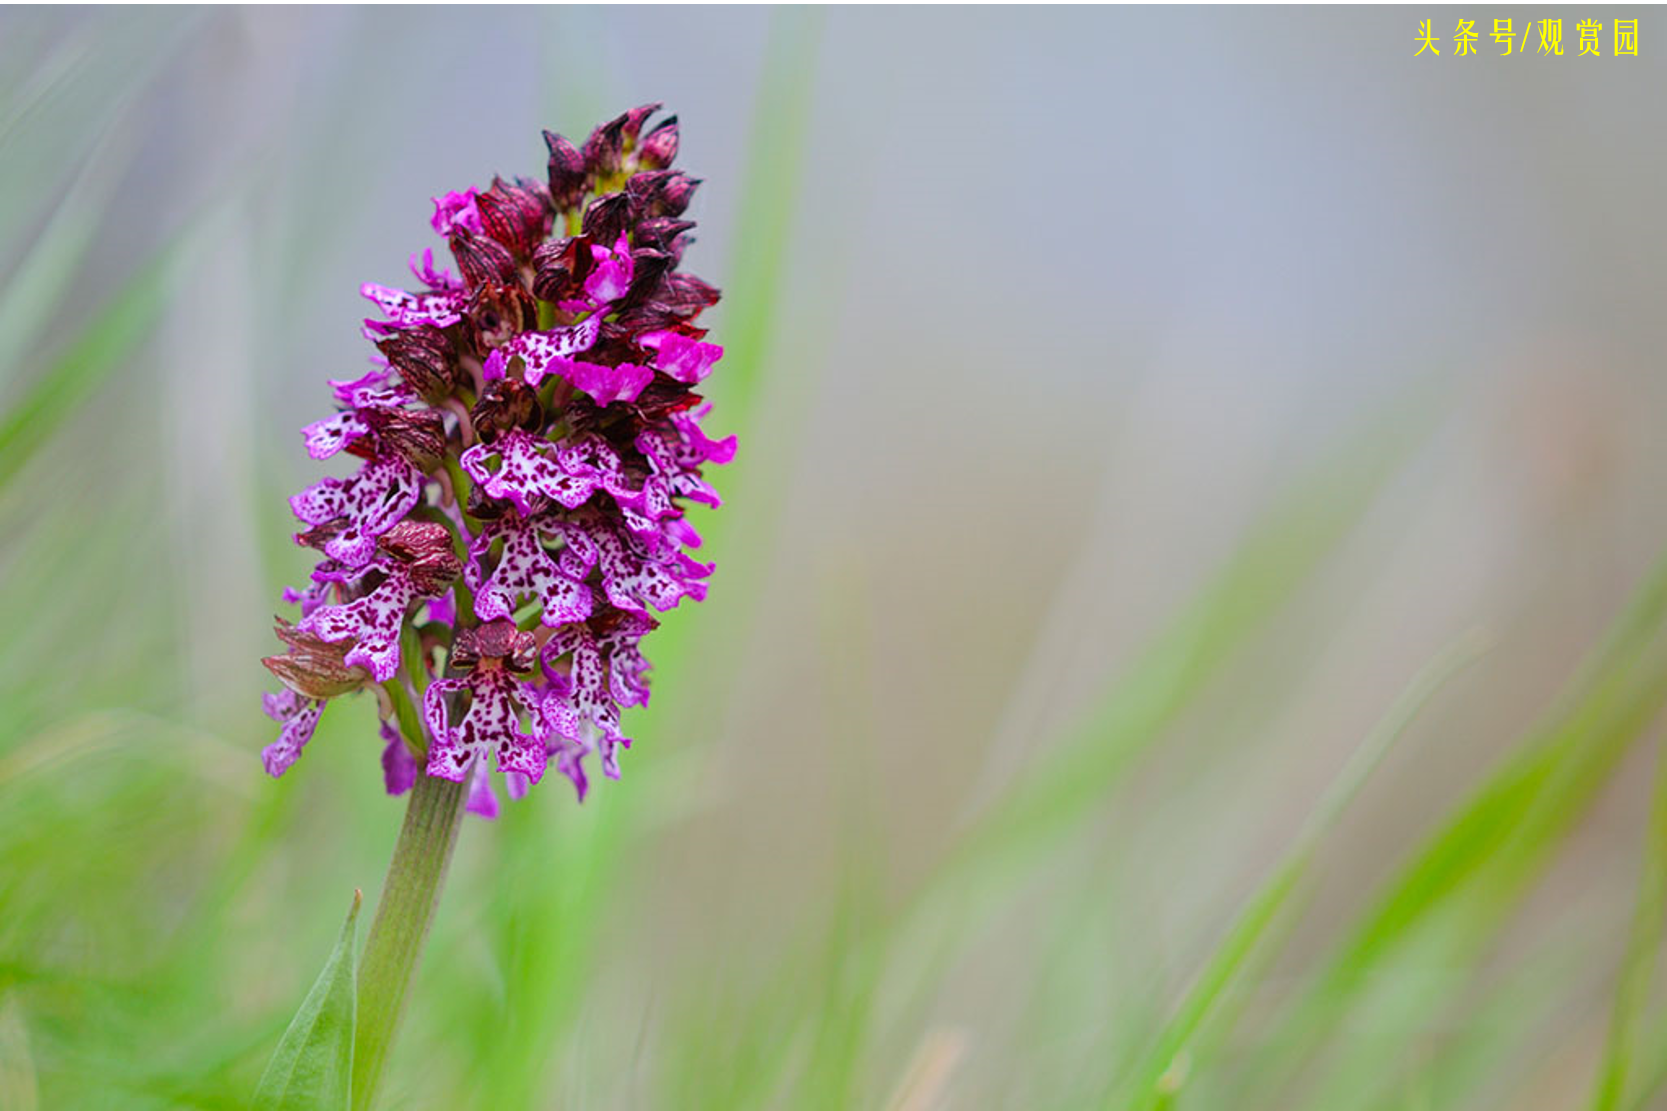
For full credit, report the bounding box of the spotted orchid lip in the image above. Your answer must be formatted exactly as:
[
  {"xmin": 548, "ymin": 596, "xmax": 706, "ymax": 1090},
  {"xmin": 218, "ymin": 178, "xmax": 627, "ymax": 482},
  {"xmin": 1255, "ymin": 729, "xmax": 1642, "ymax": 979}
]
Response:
[{"xmin": 261, "ymin": 108, "xmax": 735, "ymax": 809}]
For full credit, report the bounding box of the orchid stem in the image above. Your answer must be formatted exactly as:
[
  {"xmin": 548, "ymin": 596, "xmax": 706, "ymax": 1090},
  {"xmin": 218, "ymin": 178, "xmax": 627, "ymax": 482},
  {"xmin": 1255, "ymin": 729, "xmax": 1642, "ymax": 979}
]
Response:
[{"xmin": 351, "ymin": 769, "xmax": 468, "ymax": 1110}]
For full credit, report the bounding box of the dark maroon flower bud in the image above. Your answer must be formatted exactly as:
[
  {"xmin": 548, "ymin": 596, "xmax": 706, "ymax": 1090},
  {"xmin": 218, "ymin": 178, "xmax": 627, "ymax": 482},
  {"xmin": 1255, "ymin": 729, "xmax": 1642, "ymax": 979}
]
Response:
[
  {"xmin": 638, "ymin": 116, "xmax": 679, "ymax": 169},
  {"xmin": 611, "ymin": 301, "xmax": 682, "ymax": 335},
  {"xmin": 474, "ymin": 176, "xmax": 553, "ymax": 258},
  {"xmin": 377, "ymin": 520, "xmax": 463, "ymax": 594},
  {"xmin": 590, "ymin": 321, "xmax": 630, "ymax": 349},
  {"xmin": 621, "ymin": 102, "xmax": 662, "ymax": 143},
  {"xmin": 631, "ymin": 377, "xmax": 704, "ymax": 422},
  {"xmin": 451, "ymin": 618, "xmax": 538, "ymax": 673},
  {"xmin": 531, "ymin": 263, "xmax": 570, "ymax": 305},
  {"xmin": 659, "ymin": 272, "xmax": 721, "ymax": 317},
  {"xmin": 627, "ymin": 170, "xmax": 699, "ymax": 219},
  {"xmin": 624, "ymin": 170, "xmax": 671, "ymax": 215},
  {"xmin": 581, "ymin": 192, "xmax": 632, "ymax": 245},
  {"xmin": 361, "ymin": 406, "xmax": 447, "ymax": 472},
  {"xmin": 543, "ymin": 129, "xmax": 588, "ymax": 211},
  {"xmin": 583, "ymin": 115, "xmax": 628, "ymax": 178},
  {"xmin": 471, "ymin": 376, "xmax": 542, "ymax": 442},
  {"xmin": 467, "ymin": 283, "xmax": 538, "ymax": 352},
  {"xmin": 561, "ymin": 393, "xmax": 604, "ymax": 435},
  {"xmin": 531, "ymin": 236, "xmax": 589, "ymax": 303},
  {"xmin": 378, "ymin": 520, "xmax": 451, "ymax": 562},
  {"xmin": 584, "ymin": 103, "xmax": 662, "ymax": 179},
  {"xmin": 589, "ymin": 606, "xmax": 660, "ymax": 641},
  {"xmin": 658, "ymin": 174, "xmax": 700, "ymax": 217},
  {"xmin": 584, "ymin": 328, "xmax": 650, "ymax": 367},
  {"xmin": 450, "ymin": 229, "xmax": 519, "ymax": 288},
  {"xmin": 375, "ymin": 324, "xmax": 458, "ymax": 402},
  {"xmin": 624, "ymin": 248, "xmax": 675, "ymax": 304},
  {"xmin": 264, "ymin": 618, "xmax": 372, "ymax": 699},
  {"xmin": 294, "ymin": 521, "xmax": 346, "ymax": 553},
  {"xmin": 633, "ymin": 217, "xmax": 695, "ymax": 253}
]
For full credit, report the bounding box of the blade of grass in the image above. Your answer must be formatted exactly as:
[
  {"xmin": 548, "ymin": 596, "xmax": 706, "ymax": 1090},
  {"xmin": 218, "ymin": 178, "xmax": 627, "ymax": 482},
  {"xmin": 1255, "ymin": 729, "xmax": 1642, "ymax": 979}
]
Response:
[
  {"xmin": 711, "ymin": 6, "xmax": 821, "ymax": 438},
  {"xmin": 1590, "ymin": 727, "xmax": 1667, "ymax": 1111},
  {"xmin": 932, "ymin": 401, "xmax": 1432, "ymax": 909},
  {"xmin": 1251, "ymin": 549, "xmax": 1667, "ymax": 1108},
  {"xmin": 1345, "ymin": 614, "xmax": 1667, "ymax": 978},
  {"xmin": 0, "ymin": 236, "xmax": 182, "ymax": 492},
  {"xmin": 1312, "ymin": 666, "xmax": 1667, "ymax": 1111},
  {"xmin": 1622, "ymin": 1009, "xmax": 1667, "ymax": 1111},
  {"xmin": 0, "ymin": 117, "xmax": 138, "ymax": 391},
  {"xmin": 1354, "ymin": 922, "xmax": 1600, "ymax": 1111},
  {"xmin": 1119, "ymin": 630, "xmax": 1491, "ymax": 1110}
]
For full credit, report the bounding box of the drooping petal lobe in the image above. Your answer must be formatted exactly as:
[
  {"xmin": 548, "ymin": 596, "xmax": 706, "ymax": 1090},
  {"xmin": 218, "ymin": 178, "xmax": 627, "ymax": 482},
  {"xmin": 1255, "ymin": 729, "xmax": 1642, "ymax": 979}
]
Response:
[
  {"xmin": 466, "ymin": 760, "xmax": 501, "ymax": 818},
  {"xmin": 381, "ymin": 721, "xmax": 418, "ymax": 796},
  {"xmin": 262, "ymin": 690, "xmax": 324, "ymax": 777}
]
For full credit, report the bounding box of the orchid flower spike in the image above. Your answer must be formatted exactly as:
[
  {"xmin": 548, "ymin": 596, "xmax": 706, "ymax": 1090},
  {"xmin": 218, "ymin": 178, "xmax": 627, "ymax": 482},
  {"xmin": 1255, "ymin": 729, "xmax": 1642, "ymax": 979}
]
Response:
[{"xmin": 261, "ymin": 106, "xmax": 733, "ymax": 808}]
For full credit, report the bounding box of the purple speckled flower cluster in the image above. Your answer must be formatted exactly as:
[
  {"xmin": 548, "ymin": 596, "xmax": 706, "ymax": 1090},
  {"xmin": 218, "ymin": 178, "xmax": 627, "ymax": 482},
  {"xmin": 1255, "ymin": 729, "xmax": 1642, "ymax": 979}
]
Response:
[{"xmin": 261, "ymin": 106, "xmax": 732, "ymax": 809}]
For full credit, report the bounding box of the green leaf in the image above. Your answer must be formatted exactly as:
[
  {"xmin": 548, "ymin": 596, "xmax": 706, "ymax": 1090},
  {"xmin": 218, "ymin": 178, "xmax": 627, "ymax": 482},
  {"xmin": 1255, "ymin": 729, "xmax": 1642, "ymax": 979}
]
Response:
[
  {"xmin": 1120, "ymin": 630, "xmax": 1490, "ymax": 1110},
  {"xmin": 253, "ymin": 890, "xmax": 362, "ymax": 1111},
  {"xmin": 1590, "ymin": 732, "xmax": 1667, "ymax": 1111}
]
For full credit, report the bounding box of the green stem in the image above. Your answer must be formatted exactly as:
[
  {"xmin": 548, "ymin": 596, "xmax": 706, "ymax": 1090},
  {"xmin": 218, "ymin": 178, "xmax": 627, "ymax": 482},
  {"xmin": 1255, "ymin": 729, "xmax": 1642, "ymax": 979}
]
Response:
[{"xmin": 351, "ymin": 769, "xmax": 468, "ymax": 1110}]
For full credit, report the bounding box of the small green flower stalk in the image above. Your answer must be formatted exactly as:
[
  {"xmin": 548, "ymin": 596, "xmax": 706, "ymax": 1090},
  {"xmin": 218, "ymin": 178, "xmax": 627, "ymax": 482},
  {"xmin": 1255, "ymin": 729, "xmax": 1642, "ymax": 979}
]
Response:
[{"xmin": 257, "ymin": 106, "xmax": 731, "ymax": 1109}]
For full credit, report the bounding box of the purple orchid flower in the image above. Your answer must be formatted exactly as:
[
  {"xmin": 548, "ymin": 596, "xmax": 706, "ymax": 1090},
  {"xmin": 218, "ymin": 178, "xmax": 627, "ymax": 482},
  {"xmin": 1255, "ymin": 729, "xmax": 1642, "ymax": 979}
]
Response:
[{"xmin": 260, "ymin": 106, "xmax": 733, "ymax": 809}]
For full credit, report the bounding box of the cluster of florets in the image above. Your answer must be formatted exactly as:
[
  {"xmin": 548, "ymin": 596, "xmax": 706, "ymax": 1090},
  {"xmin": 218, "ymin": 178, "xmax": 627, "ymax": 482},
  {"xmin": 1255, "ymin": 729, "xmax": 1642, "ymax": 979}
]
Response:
[{"xmin": 261, "ymin": 105, "xmax": 733, "ymax": 810}]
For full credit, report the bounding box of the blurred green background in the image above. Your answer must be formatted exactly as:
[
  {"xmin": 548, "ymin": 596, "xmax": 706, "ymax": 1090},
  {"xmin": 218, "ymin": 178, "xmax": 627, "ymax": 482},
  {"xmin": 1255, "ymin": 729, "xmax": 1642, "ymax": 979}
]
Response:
[{"xmin": 5, "ymin": 6, "xmax": 1667, "ymax": 1109}]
